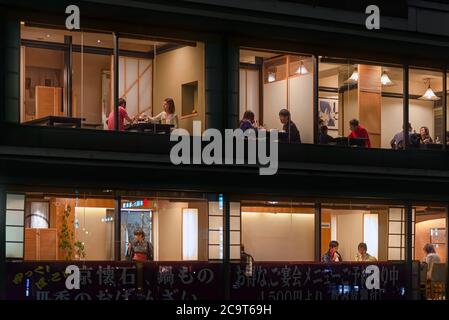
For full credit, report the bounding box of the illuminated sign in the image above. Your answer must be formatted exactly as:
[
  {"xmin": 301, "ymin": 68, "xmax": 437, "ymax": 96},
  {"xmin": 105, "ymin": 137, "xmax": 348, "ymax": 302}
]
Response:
[{"xmin": 122, "ymin": 199, "xmax": 148, "ymax": 209}]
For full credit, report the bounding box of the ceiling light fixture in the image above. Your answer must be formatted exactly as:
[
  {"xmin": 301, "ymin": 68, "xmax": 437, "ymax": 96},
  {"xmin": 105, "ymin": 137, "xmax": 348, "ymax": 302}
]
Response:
[
  {"xmin": 268, "ymin": 72, "xmax": 276, "ymax": 83},
  {"xmin": 295, "ymin": 61, "xmax": 309, "ymax": 75},
  {"xmin": 419, "ymin": 78, "xmax": 440, "ymax": 101},
  {"xmin": 381, "ymin": 71, "xmax": 395, "ymax": 86},
  {"xmin": 348, "ymin": 69, "xmax": 359, "ymax": 82}
]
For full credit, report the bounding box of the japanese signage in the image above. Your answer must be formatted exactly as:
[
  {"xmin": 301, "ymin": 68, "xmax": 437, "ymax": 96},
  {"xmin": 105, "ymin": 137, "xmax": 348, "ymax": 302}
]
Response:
[
  {"xmin": 231, "ymin": 262, "xmax": 406, "ymax": 300},
  {"xmin": 6, "ymin": 261, "xmax": 405, "ymax": 300},
  {"xmin": 6, "ymin": 261, "xmax": 222, "ymax": 300}
]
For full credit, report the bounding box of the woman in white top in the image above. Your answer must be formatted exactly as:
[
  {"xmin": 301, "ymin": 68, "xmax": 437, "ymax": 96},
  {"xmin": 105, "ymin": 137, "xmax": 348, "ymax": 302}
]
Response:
[
  {"xmin": 150, "ymin": 97, "xmax": 179, "ymax": 129},
  {"xmin": 423, "ymin": 243, "xmax": 441, "ymax": 280}
]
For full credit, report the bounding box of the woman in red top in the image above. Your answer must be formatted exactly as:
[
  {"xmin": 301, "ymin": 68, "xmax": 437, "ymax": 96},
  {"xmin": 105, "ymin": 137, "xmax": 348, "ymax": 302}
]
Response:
[{"xmin": 348, "ymin": 118, "xmax": 371, "ymax": 148}]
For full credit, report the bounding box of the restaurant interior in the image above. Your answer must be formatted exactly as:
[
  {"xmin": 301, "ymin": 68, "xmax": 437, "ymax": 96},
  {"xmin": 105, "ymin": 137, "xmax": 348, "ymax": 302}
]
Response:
[
  {"xmin": 239, "ymin": 48, "xmax": 448, "ymax": 149},
  {"xmin": 18, "ymin": 22, "xmax": 449, "ymax": 150},
  {"xmin": 20, "ymin": 24, "xmax": 205, "ymax": 133},
  {"xmin": 5, "ymin": 191, "xmax": 445, "ymax": 264},
  {"xmin": 5, "ymin": 190, "xmax": 446, "ymax": 298}
]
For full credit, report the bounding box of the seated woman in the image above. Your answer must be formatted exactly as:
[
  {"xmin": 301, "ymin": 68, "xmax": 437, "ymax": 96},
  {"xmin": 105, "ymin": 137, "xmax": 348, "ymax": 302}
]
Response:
[
  {"xmin": 419, "ymin": 126, "xmax": 433, "ymax": 144},
  {"xmin": 239, "ymin": 110, "xmax": 256, "ymax": 132},
  {"xmin": 148, "ymin": 97, "xmax": 179, "ymax": 129},
  {"xmin": 355, "ymin": 242, "xmax": 377, "ymax": 262}
]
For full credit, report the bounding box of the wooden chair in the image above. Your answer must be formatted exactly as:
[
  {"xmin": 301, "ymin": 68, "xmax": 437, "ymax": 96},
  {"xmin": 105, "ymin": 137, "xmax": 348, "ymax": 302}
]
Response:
[
  {"xmin": 429, "ymin": 263, "xmax": 446, "ymax": 300},
  {"xmin": 419, "ymin": 263, "xmax": 428, "ymax": 299}
]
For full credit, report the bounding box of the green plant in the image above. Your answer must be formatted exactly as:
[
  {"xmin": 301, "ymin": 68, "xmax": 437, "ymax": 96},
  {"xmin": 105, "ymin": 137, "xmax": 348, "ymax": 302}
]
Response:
[
  {"xmin": 74, "ymin": 241, "xmax": 86, "ymax": 259},
  {"xmin": 58, "ymin": 204, "xmax": 75, "ymax": 260}
]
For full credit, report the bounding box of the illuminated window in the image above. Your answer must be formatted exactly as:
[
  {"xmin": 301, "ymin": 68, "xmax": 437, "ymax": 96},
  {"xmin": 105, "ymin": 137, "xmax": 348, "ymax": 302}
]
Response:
[{"xmin": 182, "ymin": 208, "xmax": 198, "ymax": 260}]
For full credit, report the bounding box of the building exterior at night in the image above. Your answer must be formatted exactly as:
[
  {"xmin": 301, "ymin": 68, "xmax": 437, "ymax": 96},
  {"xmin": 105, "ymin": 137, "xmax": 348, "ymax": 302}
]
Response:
[{"xmin": 0, "ymin": 0, "xmax": 449, "ymax": 300}]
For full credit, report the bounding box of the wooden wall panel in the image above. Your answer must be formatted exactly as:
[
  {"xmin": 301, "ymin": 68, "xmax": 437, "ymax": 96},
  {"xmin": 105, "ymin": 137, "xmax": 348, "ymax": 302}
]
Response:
[
  {"xmin": 358, "ymin": 65, "xmax": 382, "ymax": 148},
  {"xmin": 35, "ymin": 86, "xmax": 63, "ymax": 119},
  {"xmin": 321, "ymin": 210, "xmax": 331, "ymax": 257},
  {"xmin": 24, "ymin": 228, "xmax": 38, "ymax": 260},
  {"xmin": 39, "ymin": 229, "xmax": 58, "ymax": 260}
]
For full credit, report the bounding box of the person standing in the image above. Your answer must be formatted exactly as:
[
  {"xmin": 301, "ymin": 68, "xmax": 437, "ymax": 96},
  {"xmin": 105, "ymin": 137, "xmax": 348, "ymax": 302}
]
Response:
[
  {"xmin": 128, "ymin": 229, "xmax": 153, "ymax": 262},
  {"xmin": 240, "ymin": 244, "xmax": 255, "ymax": 277}
]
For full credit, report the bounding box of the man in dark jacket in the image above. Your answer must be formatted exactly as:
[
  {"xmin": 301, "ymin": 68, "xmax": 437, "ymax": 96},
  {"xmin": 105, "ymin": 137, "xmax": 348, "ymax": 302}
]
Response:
[{"xmin": 279, "ymin": 109, "xmax": 301, "ymax": 143}]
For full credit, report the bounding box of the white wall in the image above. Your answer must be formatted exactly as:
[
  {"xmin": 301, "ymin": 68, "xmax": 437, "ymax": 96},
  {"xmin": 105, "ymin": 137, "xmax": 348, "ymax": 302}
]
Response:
[
  {"xmin": 119, "ymin": 57, "xmax": 152, "ymax": 119},
  {"xmin": 75, "ymin": 207, "xmax": 113, "ymax": 260},
  {"xmin": 263, "ymin": 80, "xmax": 286, "ymax": 130},
  {"xmin": 72, "ymin": 53, "xmax": 111, "ymax": 124},
  {"xmin": 153, "ymin": 44, "xmax": 205, "ymax": 133},
  {"xmin": 242, "ymin": 212, "xmax": 314, "ymax": 261},
  {"xmin": 156, "ymin": 200, "xmax": 188, "ymax": 261},
  {"xmin": 332, "ymin": 210, "xmax": 364, "ymax": 261},
  {"xmin": 239, "ymin": 69, "xmax": 260, "ymax": 123},
  {"xmin": 289, "ymin": 75, "xmax": 314, "ymax": 143}
]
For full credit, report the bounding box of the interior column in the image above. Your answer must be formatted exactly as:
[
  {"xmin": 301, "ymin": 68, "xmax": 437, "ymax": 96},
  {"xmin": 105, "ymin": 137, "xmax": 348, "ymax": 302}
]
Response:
[{"xmin": 358, "ymin": 64, "xmax": 382, "ymax": 148}]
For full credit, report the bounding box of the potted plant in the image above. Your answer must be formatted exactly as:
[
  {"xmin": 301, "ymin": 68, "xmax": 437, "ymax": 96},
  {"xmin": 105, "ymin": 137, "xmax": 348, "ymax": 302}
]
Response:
[{"xmin": 59, "ymin": 204, "xmax": 86, "ymax": 260}]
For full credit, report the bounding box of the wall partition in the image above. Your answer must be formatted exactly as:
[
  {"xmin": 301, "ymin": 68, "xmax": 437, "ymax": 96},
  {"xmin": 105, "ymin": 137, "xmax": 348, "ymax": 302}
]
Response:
[
  {"xmin": 318, "ymin": 57, "xmax": 404, "ymax": 149},
  {"xmin": 239, "ymin": 48, "xmax": 314, "ymax": 143}
]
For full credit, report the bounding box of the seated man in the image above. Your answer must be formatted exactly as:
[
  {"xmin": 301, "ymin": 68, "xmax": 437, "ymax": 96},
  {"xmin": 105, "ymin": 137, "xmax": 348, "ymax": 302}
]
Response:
[
  {"xmin": 390, "ymin": 123, "xmax": 412, "ymax": 150},
  {"xmin": 107, "ymin": 98, "xmax": 134, "ymax": 131},
  {"xmin": 278, "ymin": 109, "xmax": 301, "ymax": 143},
  {"xmin": 355, "ymin": 242, "xmax": 377, "ymax": 262},
  {"xmin": 322, "ymin": 240, "xmax": 343, "ymax": 262},
  {"xmin": 319, "ymin": 125, "xmax": 335, "ymax": 144},
  {"xmin": 348, "ymin": 118, "xmax": 371, "ymax": 148}
]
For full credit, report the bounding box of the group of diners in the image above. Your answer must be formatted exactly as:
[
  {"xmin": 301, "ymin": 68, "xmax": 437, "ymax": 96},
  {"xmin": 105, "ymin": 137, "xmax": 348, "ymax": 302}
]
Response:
[
  {"xmin": 106, "ymin": 97, "xmax": 179, "ymax": 131},
  {"xmin": 239, "ymin": 108, "xmax": 446, "ymax": 148}
]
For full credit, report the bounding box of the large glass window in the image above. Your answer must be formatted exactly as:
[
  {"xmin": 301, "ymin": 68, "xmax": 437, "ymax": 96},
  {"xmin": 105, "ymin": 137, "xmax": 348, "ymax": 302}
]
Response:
[
  {"xmin": 119, "ymin": 35, "xmax": 205, "ymax": 134},
  {"xmin": 239, "ymin": 49, "xmax": 314, "ymax": 143},
  {"xmin": 120, "ymin": 192, "xmax": 212, "ymax": 262},
  {"xmin": 318, "ymin": 58, "xmax": 404, "ymax": 149},
  {"xmin": 321, "ymin": 200, "xmax": 405, "ymax": 262},
  {"xmin": 15, "ymin": 191, "xmax": 116, "ymax": 261},
  {"xmin": 20, "ymin": 24, "xmax": 114, "ymax": 129},
  {"xmin": 19, "ymin": 23, "xmax": 205, "ymax": 135},
  {"xmin": 409, "ymin": 68, "xmax": 444, "ymax": 150},
  {"xmin": 413, "ymin": 203, "xmax": 447, "ymax": 299},
  {"xmin": 233, "ymin": 195, "xmax": 315, "ymax": 261}
]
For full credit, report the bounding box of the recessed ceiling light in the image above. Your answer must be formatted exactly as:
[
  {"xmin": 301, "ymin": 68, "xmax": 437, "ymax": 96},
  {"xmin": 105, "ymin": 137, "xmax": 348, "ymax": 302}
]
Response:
[
  {"xmin": 46, "ymin": 34, "xmax": 51, "ymax": 38},
  {"xmin": 97, "ymin": 39, "xmax": 101, "ymax": 44},
  {"xmin": 20, "ymin": 21, "xmax": 25, "ymax": 26}
]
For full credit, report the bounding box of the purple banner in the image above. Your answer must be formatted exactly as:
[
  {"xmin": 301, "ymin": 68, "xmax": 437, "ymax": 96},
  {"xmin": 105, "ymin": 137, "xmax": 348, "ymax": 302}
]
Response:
[
  {"xmin": 231, "ymin": 262, "xmax": 406, "ymax": 300},
  {"xmin": 6, "ymin": 261, "xmax": 406, "ymax": 300},
  {"xmin": 6, "ymin": 261, "xmax": 223, "ymax": 300}
]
